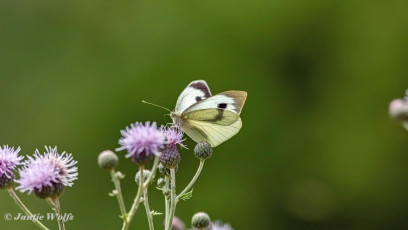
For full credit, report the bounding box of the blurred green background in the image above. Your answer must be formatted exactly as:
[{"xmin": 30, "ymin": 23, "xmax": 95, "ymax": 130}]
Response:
[{"xmin": 1, "ymin": 0, "xmax": 408, "ymax": 229}]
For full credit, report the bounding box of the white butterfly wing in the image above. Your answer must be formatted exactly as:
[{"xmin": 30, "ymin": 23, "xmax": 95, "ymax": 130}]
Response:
[
  {"xmin": 183, "ymin": 91, "xmax": 247, "ymax": 115},
  {"xmin": 175, "ymin": 80, "xmax": 212, "ymax": 113},
  {"xmin": 182, "ymin": 109, "xmax": 243, "ymax": 147}
]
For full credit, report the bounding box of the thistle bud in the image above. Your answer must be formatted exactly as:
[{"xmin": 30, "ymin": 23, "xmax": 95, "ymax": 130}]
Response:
[
  {"xmin": 135, "ymin": 170, "xmax": 151, "ymax": 185},
  {"xmin": 98, "ymin": 150, "xmax": 119, "ymax": 170},
  {"xmin": 159, "ymin": 163, "xmax": 178, "ymax": 176},
  {"xmin": 158, "ymin": 163, "xmax": 169, "ymax": 175},
  {"xmin": 157, "ymin": 178, "xmax": 165, "ymax": 188},
  {"xmin": 163, "ymin": 188, "xmax": 171, "ymax": 197},
  {"xmin": 160, "ymin": 146, "xmax": 180, "ymax": 169},
  {"xmin": 194, "ymin": 141, "xmax": 213, "ymax": 160},
  {"xmin": 192, "ymin": 212, "xmax": 211, "ymax": 229},
  {"xmin": 0, "ymin": 173, "xmax": 14, "ymax": 190},
  {"xmin": 34, "ymin": 182, "xmax": 64, "ymax": 199},
  {"xmin": 131, "ymin": 153, "xmax": 154, "ymax": 165}
]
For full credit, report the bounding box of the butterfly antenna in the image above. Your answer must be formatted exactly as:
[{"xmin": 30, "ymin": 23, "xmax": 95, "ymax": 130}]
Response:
[
  {"xmin": 163, "ymin": 114, "xmax": 171, "ymax": 125},
  {"xmin": 142, "ymin": 100, "xmax": 171, "ymax": 112}
]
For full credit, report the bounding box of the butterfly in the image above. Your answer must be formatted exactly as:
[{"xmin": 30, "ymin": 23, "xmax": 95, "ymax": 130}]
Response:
[{"xmin": 170, "ymin": 80, "xmax": 247, "ymax": 147}]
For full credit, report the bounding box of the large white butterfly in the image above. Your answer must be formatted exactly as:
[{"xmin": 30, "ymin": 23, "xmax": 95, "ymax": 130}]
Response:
[{"xmin": 170, "ymin": 80, "xmax": 247, "ymax": 147}]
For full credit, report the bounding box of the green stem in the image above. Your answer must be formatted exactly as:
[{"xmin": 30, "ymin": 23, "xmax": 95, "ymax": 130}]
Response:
[
  {"xmin": 8, "ymin": 189, "xmax": 49, "ymax": 230},
  {"xmin": 45, "ymin": 198, "xmax": 55, "ymax": 209},
  {"xmin": 176, "ymin": 160, "xmax": 205, "ymax": 202},
  {"xmin": 143, "ymin": 189, "xmax": 155, "ymax": 230},
  {"xmin": 164, "ymin": 176, "xmax": 170, "ymax": 230},
  {"xmin": 49, "ymin": 198, "xmax": 65, "ymax": 230},
  {"xmin": 122, "ymin": 157, "xmax": 159, "ymax": 230},
  {"xmin": 110, "ymin": 170, "xmax": 127, "ymax": 221},
  {"xmin": 166, "ymin": 169, "xmax": 176, "ymax": 230},
  {"xmin": 124, "ymin": 166, "xmax": 145, "ymax": 230},
  {"xmin": 143, "ymin": 156, "xmax": 159, "ymax": 188}
]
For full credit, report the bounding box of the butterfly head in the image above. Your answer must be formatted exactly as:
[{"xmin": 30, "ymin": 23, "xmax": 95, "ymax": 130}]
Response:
[{"xmin": 170, "ymin": 111, "xmax": 184, "ymax": 127}]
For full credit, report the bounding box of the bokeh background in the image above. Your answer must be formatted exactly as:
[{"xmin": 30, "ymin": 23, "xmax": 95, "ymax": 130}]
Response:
[{"xmin": 1, "ymin": 1, "xmax": 408, "ymax": 229}]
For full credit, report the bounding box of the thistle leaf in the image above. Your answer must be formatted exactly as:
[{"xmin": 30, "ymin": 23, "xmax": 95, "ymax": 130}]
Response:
[
  {"xmin": 116, "ymin": 171, "xmax": 125, "ymax": 179},
  {"xmin": 179, "ymin": 188, "xmax": 193, "ymax": 201}
]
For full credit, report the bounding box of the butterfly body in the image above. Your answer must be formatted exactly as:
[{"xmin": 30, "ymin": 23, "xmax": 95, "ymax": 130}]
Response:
[{"xmin": 171, "ymin": 80, "xmax": 247, "ymax": 147}]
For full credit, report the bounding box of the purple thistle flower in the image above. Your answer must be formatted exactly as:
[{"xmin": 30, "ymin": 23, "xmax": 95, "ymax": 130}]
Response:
[
  {"xmin": 161, "ymin": 127, "xmax": 186, "ymax": 148},
  {"xmin": 209, "ymin": 221, "xmax": 234, "ymax": 230},
  {"xmin": 16, "ymin": 161, "xmax": 59, "ymax": 194},
  {"xmin": 194, "ymin": 221, "xmax": 234, "ymax": 230},
  {"xmin": 159, "ymin": 127, "xmax": 185, "ymax": 168},
  {"xmin": 0, "ymin": 145, "xmax": 23, "ymax": 189},
  {"xmin": 0, "ymin": 145, "xmax": 23, "ymax": 178},
  {"xmin": 117, "ymin": 122, "xmax": 166, "ymax": 164},
  {"xmin": 16, "ymin": 146, "xmax": 78, "ymax": 196},
  {"xmin": 34, "ymin": 146, "xmax": 78, "ymax": 186},
  {"xmin": 169, "ymin": 216, "xmax": 185, "ymax": 230},
  {"xmin": 390, "ymin": 89, "xmax": 408, "ymax": 131},
  {"xmin": 390, "ymin": 99, "xmax": 408, "ymax": 121}
]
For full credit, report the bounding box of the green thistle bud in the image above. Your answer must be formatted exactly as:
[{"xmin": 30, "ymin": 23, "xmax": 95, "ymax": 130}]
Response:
[
  {"xmin": 159, "ymin": 163, "xmax": 178, "ymax": 176},
  {"xmin": 157, "ymin": 178, "xmax": 165, "ymax": 188},
  {"xmin": 135, "ymin": 170, "xmax": 151, "ymax": 185},
  {"xmin": 163, "ymin": 188, "xmax": 171, "ymax": 197},
  {"xmin": 192, "ymin": 212, "xmax": 211, "ymax": 229},
  {"xmin": 0, "ymin": 173, "xmax": 14, "ymax": 190},
  {"xmin": 194, "ymin": 141, "xmax": 213, "ymax": 160},
  {"xmin": 98, "ymin": 150, "xmax": 119, "ymax": 170},
  {"xmin": 158, "ymin": 163, "xmax": 168, "ymax": 175}
]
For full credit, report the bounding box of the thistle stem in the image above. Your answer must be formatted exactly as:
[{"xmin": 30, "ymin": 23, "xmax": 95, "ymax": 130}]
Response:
[
  {"xmin": 143, "ymin": 156, "xmax": 159, "ymax": 188},
  {"xmin": 7, "ymin": 189, "xmax": 49, "ymax": 230},
  {"xmin": 46, "ymin": 198, "xmax": 55, "ymax": 209},
  {"xmin": 164, "ymin": 176, "xmax": 170, "ymax": 230},
  {"xmin": 143, "ymin": 189, "xmax": 155, "ymax": 230},
  {"xmin": 166, "ymin": 169, "xmax": 176, "ymax": 230},
  {"xmin": 124, "ymin": 166, "xmax": 145, "ymax": 230},
  {"xmin": 49, "ymin": 198, "xmax": 65, "ymax": 230},
  {"xmin": 176, "ymin": 160, "xmax": 205, "ymax": 202},
  {"xmin": 110, "ymin": 170, "xmax": 127, "ymax": 220}
]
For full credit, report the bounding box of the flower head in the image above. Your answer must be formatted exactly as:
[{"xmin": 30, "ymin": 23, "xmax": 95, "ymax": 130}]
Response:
[
  {"xmin": 160, "ymin": 145, "xmax": 180, "ymax": 169},
  {"xmin": 135, "ymin": 169, "xmax": 151, "ymax": 185},
  {"xmin": 390, "ymin": 89, "xmax": 408, "ymax": 131},
  {"xmin": 16, "ymin": 161, "xmax": 59, "ymax": 196},
  {"xmin": 170, "ymin": 216, "xmax": 186, "ymax": 230},
  {"xmin": 117, "ymin": 122, "xmax": 166, "ymax": 165},
  {"xmin": 158, "ymin": 163, "xmax": 178, "ymax": 176},
  {"xmin": 98, "ymin": 150, "xmax": 119, "ymax": 170},
  {"xmin": 161, "ymin": 127, "xmax": 185, "ymax": 148},
  {"xmin": 0, "ymin": 145, "xmax": 23, "ymax": 178},
  {"xmin": 159, "ymin": 127, "xmax": 185, "ymax": 168},
  {"xmin": 390, "ymin": 99, "xmax": 408, "ymax": 121},
  {"xmin": 16, "ymin": 146, "xmax": 78, "ymax": 197},
  {"xmin": 209, "ymin": 221, "xmax": 234, "ymax": 230},
  {"xmin": 194, "ymin": 141, "xmax": 213, "ymax": 160},
  {"xmin": 192, "ymin": 212, "xmax": 211, "ymax": 229},
  {"xmin": 0, "ymin": 145, "xmax": 23, "ymax": 189}
]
